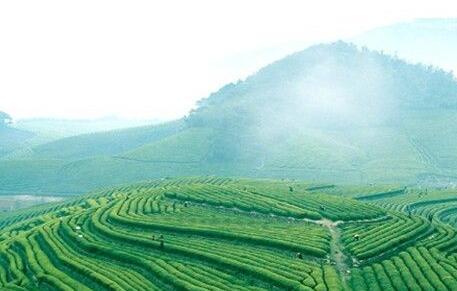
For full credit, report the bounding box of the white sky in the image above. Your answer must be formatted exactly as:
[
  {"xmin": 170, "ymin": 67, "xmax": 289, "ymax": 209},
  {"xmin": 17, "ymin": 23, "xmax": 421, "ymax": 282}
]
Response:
[{"xmin": 1, "ymin": 0, "xmax": 456, "ymax": 120}]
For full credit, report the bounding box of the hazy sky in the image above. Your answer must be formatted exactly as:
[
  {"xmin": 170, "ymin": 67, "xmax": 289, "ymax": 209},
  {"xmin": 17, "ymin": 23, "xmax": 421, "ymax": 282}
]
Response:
[{"xmin": 1, "ymin": 0, "xmax": 456, "ymax": 120}]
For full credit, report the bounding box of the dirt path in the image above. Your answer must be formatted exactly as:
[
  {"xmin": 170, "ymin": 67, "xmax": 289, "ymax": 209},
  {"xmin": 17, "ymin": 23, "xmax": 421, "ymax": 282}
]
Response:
[
  {"xmin": 320, "ymin": 219, "xmax": 351, "ymax": 286},
  {"xmin": 300, "ymin": 217, "xmax": 356, "ymax": 286}
]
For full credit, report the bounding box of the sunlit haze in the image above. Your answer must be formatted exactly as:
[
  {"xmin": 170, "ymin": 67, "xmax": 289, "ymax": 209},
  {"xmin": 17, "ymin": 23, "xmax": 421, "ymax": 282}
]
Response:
[{"xmin": 1, "ymin": 0, "xmax": 456, "ymax": 120}]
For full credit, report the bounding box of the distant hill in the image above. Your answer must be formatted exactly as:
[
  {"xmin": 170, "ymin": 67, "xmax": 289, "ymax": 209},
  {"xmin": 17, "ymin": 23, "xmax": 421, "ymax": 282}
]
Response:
[
  {"xmin": 1, "ymin": 116, "xmax": 159, "ymax": 160},
  {"xmin": 181, "ymin": 42, "xmax": 457, "ymax": 185},
  {"xmin": 0, "ymin": 126, "xmax": 35, "ymax": 157},
  {"xmin": 0, "ymin": 111, "xmax": 36, "ymax": 158},
  {"xmin": 28, "ymin": 120, "xmax": 185, "ymax": 160},
  {"xmin": 14, "ymin": 116, "xmax": 157, "ymax": 139},
  {"xmin": 2, "ymin": 41, "xmax": 457, "ymax": 194}
]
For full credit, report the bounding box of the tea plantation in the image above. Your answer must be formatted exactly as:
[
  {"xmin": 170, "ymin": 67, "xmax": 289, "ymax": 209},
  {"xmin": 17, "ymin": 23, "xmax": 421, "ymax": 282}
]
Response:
[{"xmin": 1, "ymin": 177, "xmax": 457, "ymax": 290}]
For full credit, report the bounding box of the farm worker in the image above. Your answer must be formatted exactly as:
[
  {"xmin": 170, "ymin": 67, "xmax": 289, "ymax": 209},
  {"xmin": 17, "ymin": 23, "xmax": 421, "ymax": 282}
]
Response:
[{"xmin": 159, "ymin": 234, "xmax": 164, "ymax": 248}]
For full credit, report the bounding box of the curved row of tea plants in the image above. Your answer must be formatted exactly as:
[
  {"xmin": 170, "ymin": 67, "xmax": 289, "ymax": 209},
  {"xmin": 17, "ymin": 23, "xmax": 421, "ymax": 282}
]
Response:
[
  {"xmin": 350, "ymin": 246, "xmax": 457, "ymax": 291},
  {"xmin": 341, "ymin": 212, "xmax": 432, "ymax": 260},
  {"xmin": 1, "ymin": 177, "xmax": 456, "ymax": 290},
  {"xmin": 0, "ymin": 178, "xmax": 357, "ymax": 290}
]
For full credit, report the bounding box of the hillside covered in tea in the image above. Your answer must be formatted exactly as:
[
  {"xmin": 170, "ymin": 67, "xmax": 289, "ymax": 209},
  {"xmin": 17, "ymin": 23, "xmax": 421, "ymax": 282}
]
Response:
[{"xmin": 1, "ymin": 177, "xmax": 457, "ymax": 290}]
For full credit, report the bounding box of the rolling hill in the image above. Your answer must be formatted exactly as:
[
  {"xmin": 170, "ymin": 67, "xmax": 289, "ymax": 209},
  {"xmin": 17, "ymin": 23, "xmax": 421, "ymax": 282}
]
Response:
[
  {"xmin": 14, "ymin": 117, "xmax": 156, "ymax": 140},
  {"xmin": 0, "ymin": 127, "xmax": 35, "ymax": 158},
  {"xmin": 27, "ymin": 120, "xmax": 185, "ymax": 161},
  {"xmin": 2, "ymin": 41, "xmax": 457, "ymax": 194},
  {"xmin": 0, "ymin": 115, "xmax": 157, "ymax": 161}
]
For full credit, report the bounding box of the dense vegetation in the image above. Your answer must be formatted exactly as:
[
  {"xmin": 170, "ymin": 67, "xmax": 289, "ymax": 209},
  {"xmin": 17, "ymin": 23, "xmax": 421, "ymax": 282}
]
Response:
[{"xmin": 1, "ymin": 177, "xmax": 457, "ymax": 290}]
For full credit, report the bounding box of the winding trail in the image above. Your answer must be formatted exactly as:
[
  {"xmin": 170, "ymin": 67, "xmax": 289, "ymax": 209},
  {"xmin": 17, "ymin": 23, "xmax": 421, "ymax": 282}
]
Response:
[{"xmin": 319, "ymin": 219, "xmax": 351, "ymax": 286}]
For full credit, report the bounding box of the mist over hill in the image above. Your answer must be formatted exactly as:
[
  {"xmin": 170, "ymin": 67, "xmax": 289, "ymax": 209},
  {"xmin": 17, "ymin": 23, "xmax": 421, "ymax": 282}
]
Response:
[
  {"xmin": 0, "ymin": 127, "xmax": 35, "ymax": 157},
  {"xmin": 0, "ymin": 115, "xmax": 158, "ymax": 160},
  {"xmin": 2, "ymin": 41, "xmax": 457, "ymax": 194},
  {"xmin": 0, "ymin": 111, "xmax": 35, "ymax": 158},
  {"xmin": 353, "ymin": 18, "xmax": 457, "ymax": 76},
  {"xmin": 186, "ymin": 42, "xmax": 457, "ymax": 163},
  {"xmin": 14, "ymin": 116, "xmax": 157, "ymax": 139}
]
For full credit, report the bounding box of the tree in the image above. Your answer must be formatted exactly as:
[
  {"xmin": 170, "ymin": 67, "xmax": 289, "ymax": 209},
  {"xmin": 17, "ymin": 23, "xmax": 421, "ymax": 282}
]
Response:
[{"xmin": 0, "ymin": 111, "xmax": 12, "ymax": 127}]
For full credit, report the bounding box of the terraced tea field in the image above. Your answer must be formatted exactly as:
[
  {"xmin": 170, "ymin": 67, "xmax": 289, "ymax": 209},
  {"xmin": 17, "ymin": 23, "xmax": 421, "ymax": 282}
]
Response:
[{"xmin": 1, "ymin": 177, "xmax": 457, "ymax": 290}]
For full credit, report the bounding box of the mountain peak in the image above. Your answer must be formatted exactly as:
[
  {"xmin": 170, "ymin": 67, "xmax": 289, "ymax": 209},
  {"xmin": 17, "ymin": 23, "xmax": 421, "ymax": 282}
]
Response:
[{"xmin": 189, "ymin": 42, "xmax": 457, "ymax": 132}]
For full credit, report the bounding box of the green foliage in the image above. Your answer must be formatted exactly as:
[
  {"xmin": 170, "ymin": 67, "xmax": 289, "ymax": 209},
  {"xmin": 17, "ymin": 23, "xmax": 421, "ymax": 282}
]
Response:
[
  {"xmin": 1, "ymin": 177, "xmax": 457, "ymax": 290},
  {"xmin": 30, "ymin": 120, "xmax": 185, "ymax": 160},
  {"xmin": 121, "ymin": 127, "xmax": 214, "ymax": 163},
  {"xmin": 0, "ymin": 178, "xmax": 376, "ymax": 290},
  {"xmin": 341, "ymin": 213, "xmax": 431, "ymax": 260}
]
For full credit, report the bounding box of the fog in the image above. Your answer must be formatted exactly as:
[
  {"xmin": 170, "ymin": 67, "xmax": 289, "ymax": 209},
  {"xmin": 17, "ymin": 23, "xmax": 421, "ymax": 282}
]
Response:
[
  {"xmin": 240, "ymin": 45, "xmax": 403, "ymax": 150},
  {"xmin": 1, "ymin": 1, "xmax": 456, "ymax": 121}
]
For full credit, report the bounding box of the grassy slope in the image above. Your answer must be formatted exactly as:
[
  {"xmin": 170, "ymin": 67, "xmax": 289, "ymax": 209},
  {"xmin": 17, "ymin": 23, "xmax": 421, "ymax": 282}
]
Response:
[
  {"xmin": 28, "ymin": 120, "xmax": 185, "ymax": 160},
  {"xmin": 2, "ymin": 110, "xmax": 456, "ymax": 194},
  {"xmin": 2, "ymin": 110, "xmax": 457, "ymax": 194},
  {"xmin": 120, "ymin": 127, "xmax": 214, "ymax": 163}
]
